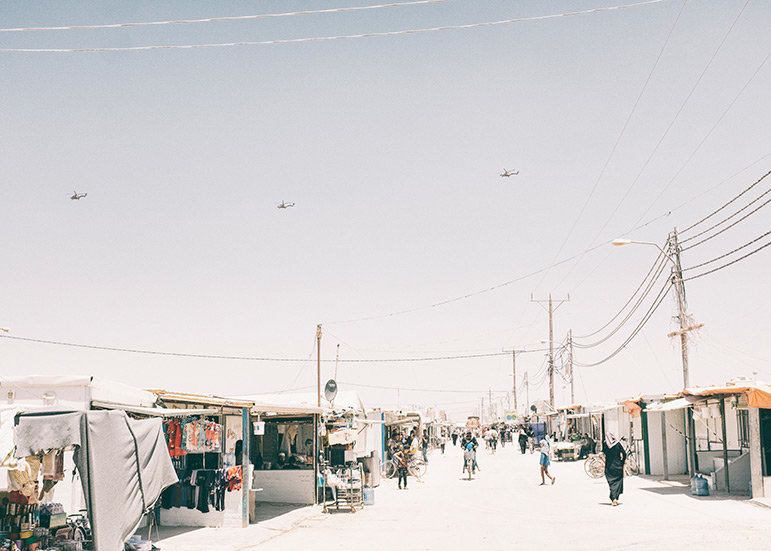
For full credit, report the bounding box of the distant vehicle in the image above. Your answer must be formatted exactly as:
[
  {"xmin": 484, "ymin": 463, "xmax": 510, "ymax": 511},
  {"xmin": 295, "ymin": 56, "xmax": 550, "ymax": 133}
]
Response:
[
  {"xmin": 70, "ymin": 191, "xmax": 87, "ymax": 200},
  {"xmin": 277, "ymin": 201, "xmax": 295, "ymax": 209},
  {"xmin": 500, "ymin": 169, "xmax": 519, "ymax": 177}
]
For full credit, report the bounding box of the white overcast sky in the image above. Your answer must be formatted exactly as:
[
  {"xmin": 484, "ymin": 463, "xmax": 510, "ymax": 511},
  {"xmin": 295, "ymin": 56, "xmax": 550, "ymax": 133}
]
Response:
[{"xmin": 1, "ymin": 0, "xmax": 770, "ymax": 421}]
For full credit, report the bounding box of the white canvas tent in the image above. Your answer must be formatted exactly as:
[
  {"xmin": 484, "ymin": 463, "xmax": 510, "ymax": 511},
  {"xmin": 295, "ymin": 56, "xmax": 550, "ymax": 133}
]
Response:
[{"xmin": 14, "ymin": 410, "xmax": 178, "ymax": 551}]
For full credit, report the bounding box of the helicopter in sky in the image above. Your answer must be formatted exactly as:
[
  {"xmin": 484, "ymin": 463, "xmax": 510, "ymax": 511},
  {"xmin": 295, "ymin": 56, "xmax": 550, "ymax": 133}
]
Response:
[
  {"xmin": 277, "ymin": 201, "xmax": 295, "ymax": 209},
  {"xmin": 70, "ymin": 191, "xmax": 87, "ymax": 200},
  {"xmin": 500, "ymin": 169, "xmax": 519, "ymax": 178}
]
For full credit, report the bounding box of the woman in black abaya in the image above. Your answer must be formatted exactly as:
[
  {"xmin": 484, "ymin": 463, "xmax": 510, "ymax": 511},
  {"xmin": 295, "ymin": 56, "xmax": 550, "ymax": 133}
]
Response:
[{"xmin": 603, "ymin": 432, "xmax": 626, "ymax": 506}]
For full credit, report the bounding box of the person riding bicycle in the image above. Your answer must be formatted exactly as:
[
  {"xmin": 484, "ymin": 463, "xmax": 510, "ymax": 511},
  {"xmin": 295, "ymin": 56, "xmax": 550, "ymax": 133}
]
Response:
[{"xmin": 460, "ymin": 432, "xmax": 479, "ymax": 472}]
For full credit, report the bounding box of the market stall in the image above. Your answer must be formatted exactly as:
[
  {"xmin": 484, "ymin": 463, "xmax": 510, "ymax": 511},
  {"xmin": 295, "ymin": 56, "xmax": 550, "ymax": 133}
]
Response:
[{"xmin": 12, "ymin": 410, "xmax": 177, "ymax": 551}]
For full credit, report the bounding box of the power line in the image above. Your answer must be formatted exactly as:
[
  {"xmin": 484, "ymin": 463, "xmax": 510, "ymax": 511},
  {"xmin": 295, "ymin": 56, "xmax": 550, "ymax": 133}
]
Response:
[
  {"xmin": 574, "ymin": 280, "xmax": 672, "ymax": 367},
  {"xmin": 681, "ymin": 194, "xmax": 771, "ymax": 251},
  {"xmin": 681, "ymin": 169, "xmax": 771, "ymax": 234},
  {"xmin": 573, "ymin": 273, "xmax": 670, "ymax": 350},
  {"xmin": 574, "ymin": 246, "xmax": 668, "ymax": 339},
  {"xmin": 538, "ymin": 0, "xmax": 688, "ymax": 290},
  {"xmin": 0, "ymin": 0, "xmax": 670, "ymax": 52},
  {"xmin": 589, "ymin": 0, "xmax": 753, "ymax": 247},
  {"xmin": 682, "ymin": 240, "xmax": 771, "ymax": 282},
  {"xmin": 682, "ymin": 229, "xmax": 771, "ymax": 272},
  {"xmin": 0, "ymin": 0, "xmax": 449, "ymax": 32},
  {"xmin": 339, "ymin": 381, "xmax": 513, "ymax": 394},
  {"xmin": 631, "ymin": 48, "xmax": 771, "ymax": 228},
  {"xmin": 0, "ymin": 333, "xmax": 510, "ymax": 363}
]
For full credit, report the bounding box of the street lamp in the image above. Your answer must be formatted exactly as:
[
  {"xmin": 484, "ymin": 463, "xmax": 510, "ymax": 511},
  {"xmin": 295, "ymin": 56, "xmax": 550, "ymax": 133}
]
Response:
[{"xmin": 0, "ymin": 328, "xmax": 9, "ymax": 333}]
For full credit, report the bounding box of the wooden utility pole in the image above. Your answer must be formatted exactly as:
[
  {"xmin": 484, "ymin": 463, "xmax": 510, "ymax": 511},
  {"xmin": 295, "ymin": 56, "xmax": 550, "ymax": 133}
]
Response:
[
  {"xmin": 568, "ymin": 329, "xmax": 575, "ymax": 405},
  {"xmin": 316, "ymin": 324, "xmax": 322, "ymax": 407},
  {"xmin": 503, "ymin": 348, "xmax": 527, "ymax": 413},
  {"xmin": 670, "ymin": 229, "xmax": 699, "ymax": 476},
  {"xmin": 524, "ymin": 371, "xmax": 529, "ymax": 413},
  {"xmin": 532, "ymin": 294, "xmax": 569, "ymax": 408}
]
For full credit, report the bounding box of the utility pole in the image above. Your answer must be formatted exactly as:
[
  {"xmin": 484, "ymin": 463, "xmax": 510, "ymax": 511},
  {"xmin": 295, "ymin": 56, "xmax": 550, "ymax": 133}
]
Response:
[
  {"xmin": 568, "ymin": 329, "xmax": 575, "ymax": 404},
  {"xmin": 524, "ymin": 371, "xmax": 529, "ymax": 413},
  {"xmin": 532, "ymin": 294, "xmax": 569, "ymax": 408},
  {"xmin": 316, "ymin": 324, "xmax": 322, "ymax": 407},
  {"xmin": 503, "ymin": 348, "xmax": 527, "ymax": 413},
  {"xmin": 670, "ymin": 229, "xmax": 700, "ymax": 476}
]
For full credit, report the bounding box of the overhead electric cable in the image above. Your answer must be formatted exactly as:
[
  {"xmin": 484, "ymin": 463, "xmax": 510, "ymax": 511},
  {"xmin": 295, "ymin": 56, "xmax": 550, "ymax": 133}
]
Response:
[
  {"xmin": 339, "ymin": 382, "xmax": 513, "ymax": 393},
  {"xmin": 585, "ymin": 0, "xmax": 753, "ymax": 250},
  {"xmin": 574, "ymin": 247, "xmax": 668, "ymax": 338},
  {"xmin": 680, "ymin": 172, "xmax": 771, "ymax": 244},
  {"xmin": 681, "ymin": 195, "xmax": 771, "ymax": 251},
  {"xmin": 0, "ymin": 0, "xmax": 449, "ymax": 32},
  {"xmin": 632, "ymin": 50, "xmax": 770, "ymax": 227},
  {"xmin": 573, "ymin": 272, "xmax": 670, "ymax": 349},
  {"xmin": 0, "ymin": 333, "xmax": 509, "ymax": 362},
  {"xmin": 536, "ymin": 0, "xmax": 688, "ymax": 291},
  {"xmin": 682, "ymin": 240, "xmax": 771, "ymax": 281},
  {"xmin": 682, "ymin": 229, "xmax": 771, "ymax": 272},
  {"xmin": 681, "ymin": 169, "xmax": 771, "ymax": 234},
  {"xmin": 574, "ymin": 280, "xmax": 672, "ymax": 367},
  {"xmin": 0, "ymin": 0, "xmax": 670, "ymax": 52}
]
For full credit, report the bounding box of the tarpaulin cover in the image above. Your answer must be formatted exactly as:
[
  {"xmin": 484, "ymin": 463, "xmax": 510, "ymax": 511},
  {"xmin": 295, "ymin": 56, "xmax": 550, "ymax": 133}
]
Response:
[
  {"xmin": 622, "ymin": 400, "xmax": 642, "ymax": 418},
  {"xmin": 14, "ymin": 410, "xmax": 177, "ymax": 551},
  {"xmin": 683, "ymin": 385, "xmax": 771, "ymax": 409}
]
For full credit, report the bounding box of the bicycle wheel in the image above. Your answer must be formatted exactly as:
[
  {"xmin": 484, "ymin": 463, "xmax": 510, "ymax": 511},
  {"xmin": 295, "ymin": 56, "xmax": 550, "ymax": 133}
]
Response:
[
  {"xmin": 411, "ymin": 459, "xmax": 427, "ymax": 478},
  {"xmin": 625, "ymin": 455, "xmax": 639, "ymax": 476},
  {"xmin": 383, "ymin": 460, "xmax": 396, "ymax": 479},
  {"xmin": 586, "ymin": 456, "xmax": 605, "ymax": 479}
]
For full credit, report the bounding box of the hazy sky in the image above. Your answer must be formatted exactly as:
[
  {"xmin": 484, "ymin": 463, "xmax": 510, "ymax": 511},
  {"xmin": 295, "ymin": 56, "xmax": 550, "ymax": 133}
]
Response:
[{"xmin": 1, "ymin": 0, "xmax": 770, "ymax": 421}]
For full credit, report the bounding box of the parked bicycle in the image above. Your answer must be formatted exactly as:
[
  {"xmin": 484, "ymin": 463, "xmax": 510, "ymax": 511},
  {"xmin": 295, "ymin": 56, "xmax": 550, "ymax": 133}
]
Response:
[
  {"xmin": 382, "ymin": 454, "xmax": 427, "ymax": 479},
  {"xmin": 583, "ymin": 438, "xmax": 639, "ymax": 479}
]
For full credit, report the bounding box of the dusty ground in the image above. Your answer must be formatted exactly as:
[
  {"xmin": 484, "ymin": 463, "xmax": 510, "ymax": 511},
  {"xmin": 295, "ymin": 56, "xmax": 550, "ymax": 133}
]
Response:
[{"xmin": 153, "ymin": 442, "xmax": 771, "ymax": 550}]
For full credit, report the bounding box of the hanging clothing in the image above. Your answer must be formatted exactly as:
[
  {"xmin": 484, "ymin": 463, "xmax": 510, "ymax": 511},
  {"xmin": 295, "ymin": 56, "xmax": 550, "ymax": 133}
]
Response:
[{"xmin": 603, "ymin": 440, "xmax": 627, "ymax": 502}]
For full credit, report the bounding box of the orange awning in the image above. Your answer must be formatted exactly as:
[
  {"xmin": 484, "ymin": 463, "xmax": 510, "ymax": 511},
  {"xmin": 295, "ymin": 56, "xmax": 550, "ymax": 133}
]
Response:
[
  {"xmin": 622, "ymin": 400, "xmax": 642, "ymax": 418},
  {"xmin": 683, "ymin": 385, "xmax": 771, "ymax": 409}
]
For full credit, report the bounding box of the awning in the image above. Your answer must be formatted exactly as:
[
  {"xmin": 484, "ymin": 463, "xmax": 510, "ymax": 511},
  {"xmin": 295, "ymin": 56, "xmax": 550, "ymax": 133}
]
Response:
[
  {"xmin": 644, "ymin": 397, "xmax": 704, "ymax": 412},
  {"xmin": 683, "ymin": 385, "xmax": 771, "ymax": 409},
  {"xmin": 91, "ymin": 401, "xmax": 219, "ymax": 417}
]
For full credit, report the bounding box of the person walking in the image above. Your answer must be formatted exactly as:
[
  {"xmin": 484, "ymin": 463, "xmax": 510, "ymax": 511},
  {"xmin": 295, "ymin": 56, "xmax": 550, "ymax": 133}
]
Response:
[
  {"xmin": 518, "ymin": 428, "xmax": 528, "ymax": 454},
  {"xmin": 539, "ymin": 437, "xmax": 556, "ymax": 485},
  {"xmin": 603, "ymin": 433, "xmax": 626, "ymax": 506},
  {"xmin": 451, "ymin": 431, "xmax": 458, "ymax": 447},
  {"xmin": 439, "ymin": 434, "xmax": 446, "ymax": 454},
  {"xmin": 420, "ymin": 431, "xmax": 430, "ymax": 463}
]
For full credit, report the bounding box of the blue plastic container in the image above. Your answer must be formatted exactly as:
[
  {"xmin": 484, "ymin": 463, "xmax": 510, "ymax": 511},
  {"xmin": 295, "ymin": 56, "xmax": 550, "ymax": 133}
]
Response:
[{"xmin": 691, "ymin": 475, "xmax": 709, "ymax": 496}]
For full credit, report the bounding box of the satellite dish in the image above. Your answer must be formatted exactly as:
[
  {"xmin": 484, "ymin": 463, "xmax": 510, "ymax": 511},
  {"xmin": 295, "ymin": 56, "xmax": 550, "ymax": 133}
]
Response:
[
  {"xmin": 530, "ymin": 405, "xmax": 537, "ymax": 413},
  {"xmin": 324, "ymin": 379, "xmax": 338, "ymax": 403}
]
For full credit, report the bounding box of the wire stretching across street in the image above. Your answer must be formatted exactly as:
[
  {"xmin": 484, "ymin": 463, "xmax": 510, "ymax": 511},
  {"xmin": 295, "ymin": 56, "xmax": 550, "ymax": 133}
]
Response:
[
  {"xmin": 681, "ymin": 194, "xmax": 771, "ymax": 252},
  {"xmin": 0, "ymin": 0, "xmax": 450, "ymax": 32},
  {"xmin": 574, "ymin": 279, "xmax": 673, "ymax": 368},
  {"xmin": 682, "ymin": 240, "xmax": 771, "ymax": 282},
  {"xmin": 0, "ymin": 0, "xmax": 671, "ymax": 52},
  {"xmin": 0, "ymin": 333, "xmax": 511, "ymax": 363},
  {"xmin": 682, "ymin": 230, "xmax": 771, "ymax": 272},
  {"xmin": 574, "ymin": 246, "xmax": 668, "ymax": 339},
  {"xmin": 680, "ymin": 169, "xmax": 771, "ymax": 234}
]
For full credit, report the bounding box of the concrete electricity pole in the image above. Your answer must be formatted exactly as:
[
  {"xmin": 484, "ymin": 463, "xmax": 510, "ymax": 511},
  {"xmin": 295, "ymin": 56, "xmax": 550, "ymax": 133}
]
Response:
[{"xmin": 532, "ymin": 294, "xmax": 569, "ymax": 408}]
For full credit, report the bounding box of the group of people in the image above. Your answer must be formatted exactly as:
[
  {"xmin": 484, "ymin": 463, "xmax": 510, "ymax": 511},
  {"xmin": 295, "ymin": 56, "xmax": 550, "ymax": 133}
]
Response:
[{"xmin": 386, "ymin": 429, "xmax": 432, "ymax": 490}]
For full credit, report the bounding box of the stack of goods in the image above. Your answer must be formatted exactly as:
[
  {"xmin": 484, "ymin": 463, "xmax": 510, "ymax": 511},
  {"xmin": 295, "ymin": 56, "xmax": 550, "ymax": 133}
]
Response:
[{"xmin": 0, "ymin": 498, "xmax": 42, "ymax": 551}]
